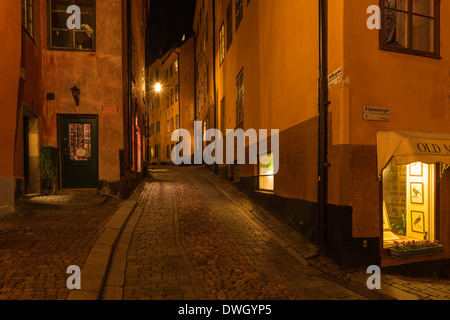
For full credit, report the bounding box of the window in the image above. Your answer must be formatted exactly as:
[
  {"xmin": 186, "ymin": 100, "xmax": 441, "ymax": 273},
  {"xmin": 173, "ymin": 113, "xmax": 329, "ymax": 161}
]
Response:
[
  {"xmin": 176, "ymin": 115, "xmax": 180, "ymax": 129},
  {"xmin": 220, "ymin": 97, "xmax": 226, "ymax": 133},
  {"xmin": 49, "ymin": 0, "xmax": 95, "ymax": 51},
  {"xmin": 381, "ymin": 0, "xmax": 440, "ymax": 58},
  {"xmin": 170, "ymin": 89, "xmax": 174, "ymax": 105},
  {"xmin": 171, "ymin": 118, "xmax": 174, "ymax": 132},
  {"xmin": 175, "ymin": 85, "xmax": 180, "ymax": 102},
  {"xmin": 22, "ymin": 0, "xmax": 34, "ymax": 37},
  {"xmin": 259, "ymin": 153, "xmax": 275, "ymax": 191},
  {"xmin": 174, "ymin": 60, "xmax": 179, "ymax": 73},
  {"xmin": 69, "ymin": 123, "xmax": 92, "ymax": 161},
  {"xmin": 150, "ymin": 123, "xmax": 155, "ymax": 135},
  {"xmin": 156, "ymin": 121, "xmax": 160, "ymax": 133},
  {"xmin": 236, "ymin": 0, "xmax": 243, "ymax": 31},
  {"xmin": 167, "ymin": 120, "xmax": 171, "ymax": 133},
  {"xmin": 236, "ymin": 69, "xmax": 244, "ymax": 127},
  {"xmin": 226, "ymin": 2, "xmax": 233, "ymax": 50},
  {"xmin": 382, "ymin": 161, "xmax": 437, "ymax": 248},
  {"xmin": 219, "ymin": 23, "xmax": 225, "ymax": 64}
]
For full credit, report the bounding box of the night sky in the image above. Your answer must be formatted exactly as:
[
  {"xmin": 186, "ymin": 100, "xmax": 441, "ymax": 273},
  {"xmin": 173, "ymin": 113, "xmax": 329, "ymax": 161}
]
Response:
[{"xmin": 148, "ymin": 0, "xmax": 196, "ymax": 65}]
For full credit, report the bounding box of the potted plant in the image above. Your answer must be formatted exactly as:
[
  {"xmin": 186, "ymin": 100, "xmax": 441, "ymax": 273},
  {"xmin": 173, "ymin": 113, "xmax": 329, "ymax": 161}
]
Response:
[
  {"xmin": 390, "ymin": 211, "xmax": 406, "ymax": 236},
  {"xmin": 39, "ymin": 146, "xmax": 59, "ymax": 195},
  {"xmin": 390, "ymin": 240, "xmax": 443, "ymax": 259}
]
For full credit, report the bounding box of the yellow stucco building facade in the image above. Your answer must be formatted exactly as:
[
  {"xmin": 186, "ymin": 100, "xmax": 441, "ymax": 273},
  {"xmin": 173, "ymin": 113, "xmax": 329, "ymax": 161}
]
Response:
[{"xmin": 194, "ymin": 0, "xmax": 450, "ymax": 269}]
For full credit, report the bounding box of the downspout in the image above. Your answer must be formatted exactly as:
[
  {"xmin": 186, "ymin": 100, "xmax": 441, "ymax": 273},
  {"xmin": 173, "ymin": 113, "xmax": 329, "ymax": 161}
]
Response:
[
  {"xmin": 318, "ymin": 0, "xmax": 329, "ymax": 254},
  {"xmin": 194, "ymin": 34, "xmax": 198, "ymax": 121},
  {"xmin": 212, "ymin": 0, "xmax": 218, "ymax": 174},
  {"xmin": 126, "ymin": 0, "xmax": 134, "ymax": 170},
  {"xmin": 176, "ymin": 50, "xmax": 181, "ymax": 144}
]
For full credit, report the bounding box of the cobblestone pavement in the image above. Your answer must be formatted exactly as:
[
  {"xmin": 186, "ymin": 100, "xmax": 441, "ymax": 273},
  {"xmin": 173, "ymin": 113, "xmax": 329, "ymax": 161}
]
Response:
[
  {"xmin": 192, "ymin": 167, "xmax": 450, "ymax": 301},
  {"xmin": 119, "ymin": 167, "xmax": 367, "ymax": 300},
  {"xmin": 0, "ymin": 198, "xmax": 120, "ymax": 300}
]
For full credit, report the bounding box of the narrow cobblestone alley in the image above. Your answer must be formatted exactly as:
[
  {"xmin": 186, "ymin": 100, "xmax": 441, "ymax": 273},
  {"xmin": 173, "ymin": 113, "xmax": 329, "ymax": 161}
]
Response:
[{"xmin": 105, "ymin": 166, "xmax": 367, "ymax": 300}]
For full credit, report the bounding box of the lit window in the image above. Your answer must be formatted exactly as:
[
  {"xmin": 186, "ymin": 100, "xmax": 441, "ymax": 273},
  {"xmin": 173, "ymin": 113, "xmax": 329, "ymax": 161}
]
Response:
[
  {"xmin": 219, "ymin": 23, "xmax": 225, "ymax": 64},
  {"xmin": 236, "ymin": 69, "xmax": 244, "ymax": 126},
  {"xmin": 259, "ymin": 153, "xmax": 275, "ymax": 191},
  {"xmin": 382, "ymin": 161, "xmax": 436, "ymax": 248}
]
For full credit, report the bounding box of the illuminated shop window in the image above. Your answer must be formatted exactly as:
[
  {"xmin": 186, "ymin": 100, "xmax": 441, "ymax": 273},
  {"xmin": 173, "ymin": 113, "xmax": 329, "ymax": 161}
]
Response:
[
  {"xmin": 259, "ymin": 153, "xmax": 275, "ymax": 192},
  {"xmin": 382, "ymin": 160, "xmax": 436, "ymax": 248}
]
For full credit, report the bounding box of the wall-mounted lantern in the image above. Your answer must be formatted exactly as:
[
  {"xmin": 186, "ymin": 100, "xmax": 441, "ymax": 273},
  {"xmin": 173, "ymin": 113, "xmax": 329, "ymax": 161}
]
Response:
[{"xmin": 71, "ymin": 86, "xmax": 81, "ymax": 106}]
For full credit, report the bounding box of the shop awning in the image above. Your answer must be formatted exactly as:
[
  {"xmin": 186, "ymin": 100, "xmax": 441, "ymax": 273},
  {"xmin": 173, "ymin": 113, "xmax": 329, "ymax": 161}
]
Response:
[{"xmin": 377, "ymin": 131, "xmax": 450, "ymax": 178}]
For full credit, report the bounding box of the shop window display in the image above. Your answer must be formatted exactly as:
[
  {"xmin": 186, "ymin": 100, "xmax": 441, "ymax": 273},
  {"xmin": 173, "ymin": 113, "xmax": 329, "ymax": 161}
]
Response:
[{"xmin": 382, "ymin": 160, "xmax": 435, "ymax": 248}]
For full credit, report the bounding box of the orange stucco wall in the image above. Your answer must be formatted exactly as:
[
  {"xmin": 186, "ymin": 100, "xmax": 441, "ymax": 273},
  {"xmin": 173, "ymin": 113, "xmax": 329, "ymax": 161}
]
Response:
[
  {"xmin": 0, "ymin": 1, "xmax": 21, "ymax": 178},
  {"xmin": 38, "ymin": 0, "xmax": 148, "ymax": 183}
]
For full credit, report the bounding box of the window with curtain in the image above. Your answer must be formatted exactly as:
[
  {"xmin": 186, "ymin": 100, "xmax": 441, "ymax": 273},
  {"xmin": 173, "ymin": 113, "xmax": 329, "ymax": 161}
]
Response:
[{"xmin": 381, "ymin": 0, "xmax": 440, "ymax": 58}]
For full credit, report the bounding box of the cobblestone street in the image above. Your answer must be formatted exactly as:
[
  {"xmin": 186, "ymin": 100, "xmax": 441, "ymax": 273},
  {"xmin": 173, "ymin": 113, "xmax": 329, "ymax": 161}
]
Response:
[
  {"xmin": 0, "ymin": 197, "xmax": 120, "ymax": 300},
  {"xmin": 106, "ymin": 166, "xmax": 367, "ymax": 300}
]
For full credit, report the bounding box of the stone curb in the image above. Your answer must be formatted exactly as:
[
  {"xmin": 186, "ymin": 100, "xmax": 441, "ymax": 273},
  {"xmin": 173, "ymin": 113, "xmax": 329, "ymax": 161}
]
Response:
[{"xmin": 67, "ymin": 200, "xmax": 138, "ymax": 300}]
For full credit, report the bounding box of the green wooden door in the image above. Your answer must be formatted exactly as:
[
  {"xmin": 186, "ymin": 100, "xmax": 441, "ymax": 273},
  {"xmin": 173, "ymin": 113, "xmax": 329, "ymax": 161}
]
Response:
[{"xmin": 61, "ymin": 116, "xmax": 98, "ymax": 189}]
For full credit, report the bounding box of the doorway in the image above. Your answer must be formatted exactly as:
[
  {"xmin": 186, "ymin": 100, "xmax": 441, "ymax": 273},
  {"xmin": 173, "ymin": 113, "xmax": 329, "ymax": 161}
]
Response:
[{"xmin": 60, "ymin": 115, "xmax": 98, "ymax": 189}]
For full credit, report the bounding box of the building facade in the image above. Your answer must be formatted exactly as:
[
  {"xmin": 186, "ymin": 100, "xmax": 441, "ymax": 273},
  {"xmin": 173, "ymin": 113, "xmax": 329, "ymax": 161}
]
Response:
[
  {"xmin": 194, "ymin": 0, "xmax": 450, "ymax": 270},
  {"xmin": 0, "ymin": 0, "xmax": 150, "ymax": 215},
  {"xmin": 147, "ymin": 36, "xmax": 195, "ymax": 165}
]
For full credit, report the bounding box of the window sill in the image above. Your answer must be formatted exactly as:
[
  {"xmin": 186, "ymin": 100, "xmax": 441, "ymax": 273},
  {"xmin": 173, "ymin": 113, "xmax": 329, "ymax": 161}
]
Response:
[
  {"xmin": 389, "ymin": 245, "xmax": 444, "ymax": 259},
  {"xmin": 46, "ymin": 48, "xmax": 96, "ymax": 53},
  {"xmin": 380, "ymin": 45, "xmax": 441, "ymax": 60},
  {"xmin": 255, "ymin": 190, "xmax": 274, "ymax": 195}
]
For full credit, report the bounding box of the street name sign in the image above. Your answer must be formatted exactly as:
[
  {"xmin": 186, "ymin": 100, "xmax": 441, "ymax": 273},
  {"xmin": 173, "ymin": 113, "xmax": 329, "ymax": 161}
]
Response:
[
  {"xmin": 328, "ymin": 67, "xmax": 343, "ymax": 89},
  {"xmin": 363, "ymin": 105, "xmax": 390, "ymax": 122}
]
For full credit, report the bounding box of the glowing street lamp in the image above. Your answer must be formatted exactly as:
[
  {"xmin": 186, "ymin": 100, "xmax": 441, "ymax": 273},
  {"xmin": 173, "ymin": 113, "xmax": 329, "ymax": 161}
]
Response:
[{"xmin": 154, "ymin": 83, "xmax": 162, "ymax": 93}]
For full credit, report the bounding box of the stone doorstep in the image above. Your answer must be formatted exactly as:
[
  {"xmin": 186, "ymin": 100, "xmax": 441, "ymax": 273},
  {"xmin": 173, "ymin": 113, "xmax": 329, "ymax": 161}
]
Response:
[
  {"xmin": 67, "ymin": 200, "xmax": 137, "ymax": 300},
  {"xmin": 21, "ymin": 196, "xmax": 109, "ymax": 210}
]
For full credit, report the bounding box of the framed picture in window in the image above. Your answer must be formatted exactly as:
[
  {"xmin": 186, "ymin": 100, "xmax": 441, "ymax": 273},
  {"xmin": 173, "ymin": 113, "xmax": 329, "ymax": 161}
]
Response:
[
  {"xmin": 410, "ymin": 183, "xmax": 424, "ymax": 204},
  {"xmin": 411, "ymin": 211, "xmax": 425, "ymax": 234},
  {"xmin": 410, "ymin": 162, "xmax": 423, "ymax": 177}
]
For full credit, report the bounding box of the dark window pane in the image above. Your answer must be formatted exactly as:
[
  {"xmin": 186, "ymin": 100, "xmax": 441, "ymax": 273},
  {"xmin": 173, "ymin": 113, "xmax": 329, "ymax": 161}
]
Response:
[
  {"xmin": 413, "ymin": 0, "xmax": 434, "ymax": 16},
  {"xmin": 413, "ymin": 15, "xmax": 434, "ymax": 52},
  {"xmin": 80, "ymin": 13, "xmax": 94, "ymax": 31},
  {"xmin": 75, "ymin": 0, "xmax": 94, "ymax": 13},
  {"xmin": 52, "ymin": 0, "xmax": 70, "ymax": 11},
  {"xmin": 51, "ymin": 30, "xmax": 71, "ymax": 48},
  {"xmin": 75, "ymin": 31, "xmax": 93, "ymax": 50},
  {"xmin": 385, "ymin": 0, "xmax": 408, "ymax": 11},
  {"xmin": 51, "ymin": 11, "xmax": 69, "ymax": 29}
]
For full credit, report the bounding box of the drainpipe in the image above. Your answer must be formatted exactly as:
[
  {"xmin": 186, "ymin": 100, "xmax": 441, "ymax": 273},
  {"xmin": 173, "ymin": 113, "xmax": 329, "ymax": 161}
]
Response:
[
  {"xmin": 318, "ymin": 0, "xmax": 329, "ymax": 254},
  {"xmin": 176, "ymin": 49, "xmax": 181, "ymax": 145},
  {"xmin": 212, "ymin": 0, "xmax": 217, "ymax": 174},
  {"xmin": 126, "ymin": 0, "xmax": 134, "ymax": 171}
]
